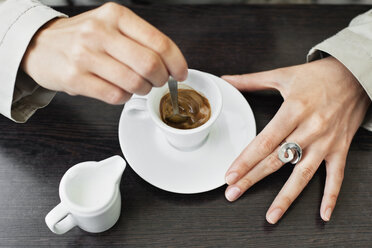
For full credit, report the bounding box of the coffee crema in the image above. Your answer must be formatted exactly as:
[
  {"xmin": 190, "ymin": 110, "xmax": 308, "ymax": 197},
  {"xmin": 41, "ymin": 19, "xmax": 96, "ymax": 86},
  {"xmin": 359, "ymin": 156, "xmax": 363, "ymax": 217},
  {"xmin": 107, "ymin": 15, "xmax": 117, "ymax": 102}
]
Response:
[{"xmin": 159, "ymin": 89, "xmax": 211, "ymax": 129}]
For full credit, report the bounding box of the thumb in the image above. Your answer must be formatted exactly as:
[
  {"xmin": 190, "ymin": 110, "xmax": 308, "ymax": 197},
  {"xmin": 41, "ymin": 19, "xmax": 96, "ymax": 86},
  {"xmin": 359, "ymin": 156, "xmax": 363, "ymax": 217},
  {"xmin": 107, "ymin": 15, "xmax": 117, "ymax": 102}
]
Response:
[{"xmin": 222, "ymin": 69, "xmax": 282, "ymax": 92}]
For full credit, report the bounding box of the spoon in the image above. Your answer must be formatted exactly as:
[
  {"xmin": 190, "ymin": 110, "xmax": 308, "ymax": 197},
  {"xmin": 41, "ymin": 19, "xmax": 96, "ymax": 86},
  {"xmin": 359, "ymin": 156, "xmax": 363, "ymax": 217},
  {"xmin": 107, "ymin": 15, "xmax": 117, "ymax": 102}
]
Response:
[{"xmin": 167, "ymin": 77, "xmax": 190, "ymax": 123}]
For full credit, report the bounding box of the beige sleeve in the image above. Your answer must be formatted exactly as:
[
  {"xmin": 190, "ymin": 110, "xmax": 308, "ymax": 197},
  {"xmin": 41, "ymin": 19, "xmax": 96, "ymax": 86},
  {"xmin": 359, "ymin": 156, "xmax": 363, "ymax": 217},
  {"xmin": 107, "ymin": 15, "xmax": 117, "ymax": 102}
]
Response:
[
  {"xmin": 307, "ymin": 9, "xmax": 372, "ymax": 131},
  {"xmin": 0, "ymin": 0, "xmax": 66, "ymax": 123}
]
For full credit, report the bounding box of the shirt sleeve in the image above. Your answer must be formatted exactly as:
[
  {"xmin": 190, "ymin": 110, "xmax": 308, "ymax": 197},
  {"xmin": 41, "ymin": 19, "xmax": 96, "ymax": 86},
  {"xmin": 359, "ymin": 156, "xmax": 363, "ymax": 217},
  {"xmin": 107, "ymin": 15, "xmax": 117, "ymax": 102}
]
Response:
[
  {"xmin": 0, "ymin": 0, "xmax": 66, "ymax": 123},
  {"xmin": 307, "ymin": 9, "xmax": 372, "ymax": 132}
]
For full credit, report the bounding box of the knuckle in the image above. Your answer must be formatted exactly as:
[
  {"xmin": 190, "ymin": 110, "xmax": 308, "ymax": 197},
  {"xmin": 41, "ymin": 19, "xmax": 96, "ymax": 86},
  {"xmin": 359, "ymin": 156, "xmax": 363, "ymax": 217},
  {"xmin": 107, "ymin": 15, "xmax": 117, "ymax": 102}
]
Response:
[
  {"xmin": 265, "ymin": 153, "xmax": 283, "ymax": 173},
  {"xmin": 287, "ymin": 98, "xmax": 308, "ymax": 118},
  {"xmin": 127, "ymin": 75, "xmax": 144, "ymax": 93},
  {"xmin": 325, "ymin": 193, "xmax": 339, "ymax": 204},
  {"xmin": 99, "ymin": 2, "xmax": 121, "ymax": 16},
  {"xmin": 152, "ymin": 35, "xmax": 171, "ymax": 55},
  {"xmin": 312, "ymin": 113, "xmax": 327, "ymax": 128},
  {"xmin": 97, "ymin": 2, "xmax": 129, "ymax": 21},
  {"xmin": 64, "ymin": 67, "xmax": 80, "ymax": 85},
  {"xmin": 155, "ymin": 72, "xmax": 170, "ymax": 87},
  {"xmin": 239, "ymin": 177, "xmax": 254, "ymax": 189},
  {"xmin": 306, "ymin": 116, "xmax": 325, "ymax": 138},
  {"xmin": 157, "ymin": 38, "xmax": 171, "ymax": 55},
  {"xmin": 294, "ymin": 99, "xmax": 307, "ymax": 114},
  {"xmin": 297, "ymin": 166, "xmax": 314, "ymax": 182},
  {"xmin": 106, "ymin": 89, "xmax": 126, "ymax": 105},
  {"xmin": 257, "ymin": 135, "xmax": 275, "ymax": 156},
  {"xmin": 80, "ymin": 19, "xmax": 101, "ymax": 35},
  {"xmin": 102, "ymin": 2, "xmax": 118, "ymax": 9},
  {"xmin": 235, "ymin": 157, "xmax": 252, "ymax": 171},
  {"xmin": 281, "ymin": 195, "xmax": 293, "ymax": 206},
  {"xmin": 70, "ymin": 45, "xmax": 89, "ymax": 65},
  {"xmin": 142, "ymin": 54, "xmax": 160, "ymax": 77}
]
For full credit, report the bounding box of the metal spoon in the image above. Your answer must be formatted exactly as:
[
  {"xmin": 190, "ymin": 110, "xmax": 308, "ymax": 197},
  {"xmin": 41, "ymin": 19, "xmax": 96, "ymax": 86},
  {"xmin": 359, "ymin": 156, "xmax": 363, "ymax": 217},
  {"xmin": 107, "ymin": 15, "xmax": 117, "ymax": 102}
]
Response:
[{"xmin": 167, "ymin": 76, "xmax": 190, "ymax": 123}]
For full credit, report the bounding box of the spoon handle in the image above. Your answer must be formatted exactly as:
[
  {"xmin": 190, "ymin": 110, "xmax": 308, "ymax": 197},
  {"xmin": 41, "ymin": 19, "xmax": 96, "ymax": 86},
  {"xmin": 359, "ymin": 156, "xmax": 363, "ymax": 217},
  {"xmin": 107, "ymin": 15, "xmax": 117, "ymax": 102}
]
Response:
[{"xmin": 168, "ymin": 76, "xmax": 179, "ymax": 114}]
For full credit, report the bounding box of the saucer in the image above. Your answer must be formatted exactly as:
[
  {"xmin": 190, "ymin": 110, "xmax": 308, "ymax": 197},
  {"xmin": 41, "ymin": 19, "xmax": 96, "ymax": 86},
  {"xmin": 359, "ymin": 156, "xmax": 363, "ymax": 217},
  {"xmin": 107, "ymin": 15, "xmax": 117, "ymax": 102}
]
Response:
[{"xmin": 118, "ymin": 72, "xmax": 256, "ymax": 194}]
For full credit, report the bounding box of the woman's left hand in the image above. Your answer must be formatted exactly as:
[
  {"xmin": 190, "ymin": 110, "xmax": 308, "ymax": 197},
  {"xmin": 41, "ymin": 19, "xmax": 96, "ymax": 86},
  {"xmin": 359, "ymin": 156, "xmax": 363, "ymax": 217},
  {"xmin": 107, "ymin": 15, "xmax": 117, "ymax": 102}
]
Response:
[{"xmin": 222, "ymin": 57, "xmax": 370, "ymax": 224}]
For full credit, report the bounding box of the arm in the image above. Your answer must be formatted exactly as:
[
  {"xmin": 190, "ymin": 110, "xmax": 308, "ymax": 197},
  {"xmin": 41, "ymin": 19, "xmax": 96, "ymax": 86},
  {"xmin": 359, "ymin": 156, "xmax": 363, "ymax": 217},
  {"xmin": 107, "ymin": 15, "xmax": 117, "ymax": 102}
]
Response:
[
  {"xmin": 222, "ymin": 10, "xmax": 372, "ymax": 224},
  {"xmin": 0, "ymin": 0, "xmax": 66, "ymax": 122},
  {"xmin": 307, "ymin": 9, "xmax": 372, "ymax": 131},
  {"xmin": 2, "ymin": 1, "xmax": 188, "ymax": 123}
]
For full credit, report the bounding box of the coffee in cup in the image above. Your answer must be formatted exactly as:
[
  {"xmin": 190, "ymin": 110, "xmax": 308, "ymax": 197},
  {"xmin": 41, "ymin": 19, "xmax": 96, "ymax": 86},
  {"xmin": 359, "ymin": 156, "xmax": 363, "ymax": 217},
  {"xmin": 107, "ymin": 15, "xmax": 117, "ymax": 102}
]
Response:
[
  {"xmin": 124, "ymin": 69, "xmax": 222, "ymax": 150},
  {"xmin": 159, "ymin": 87, "xmax": 211, "ymax": 129}
]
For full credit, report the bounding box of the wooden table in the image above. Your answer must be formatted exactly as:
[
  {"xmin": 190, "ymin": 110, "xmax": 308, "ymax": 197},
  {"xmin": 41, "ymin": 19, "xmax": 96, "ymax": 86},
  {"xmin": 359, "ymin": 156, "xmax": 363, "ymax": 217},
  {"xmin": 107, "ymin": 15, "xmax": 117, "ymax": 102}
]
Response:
[{"xmin": 0, "ymin": 4, "xmax": 371, "ymax": 247}]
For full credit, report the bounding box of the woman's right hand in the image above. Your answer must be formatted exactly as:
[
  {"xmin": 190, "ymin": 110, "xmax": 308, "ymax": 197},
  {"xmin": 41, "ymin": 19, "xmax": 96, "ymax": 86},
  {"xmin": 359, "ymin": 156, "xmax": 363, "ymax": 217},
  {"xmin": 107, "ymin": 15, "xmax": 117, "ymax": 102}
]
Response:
[{"xmin": 22, "ymin": 2, "xmax": 188, "ymax": 104}]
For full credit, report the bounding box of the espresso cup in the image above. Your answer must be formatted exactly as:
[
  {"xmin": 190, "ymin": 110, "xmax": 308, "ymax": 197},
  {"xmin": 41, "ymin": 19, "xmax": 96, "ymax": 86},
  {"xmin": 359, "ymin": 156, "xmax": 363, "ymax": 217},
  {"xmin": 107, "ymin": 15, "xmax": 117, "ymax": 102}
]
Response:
[{"xmin": 124, "ymin": 69, "xmax": 223, "ymax": 150}]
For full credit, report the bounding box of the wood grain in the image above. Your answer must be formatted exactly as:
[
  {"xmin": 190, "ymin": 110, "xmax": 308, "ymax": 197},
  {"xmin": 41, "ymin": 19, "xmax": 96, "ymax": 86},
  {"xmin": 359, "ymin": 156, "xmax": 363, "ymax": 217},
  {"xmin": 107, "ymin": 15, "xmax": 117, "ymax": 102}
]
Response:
[{"xmin": 0, "ymin": 4, "xmax": 371, "ymax": 247}]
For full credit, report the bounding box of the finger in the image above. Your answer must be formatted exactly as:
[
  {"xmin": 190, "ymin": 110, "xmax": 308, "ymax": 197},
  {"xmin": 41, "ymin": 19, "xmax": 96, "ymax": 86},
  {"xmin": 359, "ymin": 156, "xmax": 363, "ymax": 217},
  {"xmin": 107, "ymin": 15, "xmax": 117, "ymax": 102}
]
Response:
[
  {"xmin": 265, "ymin": 146, "xmax": 325, "ymax": 224},
  {"xmin": 225, "ymin": 99, "xmax": 301, "ymax": 185},
  {"xmin": 225, "ymin": 122, "xmax": 319, "ymax": 202},
  {"xmin": 117, "ymin": 8, "xmax": 188, "ymax": 81},
  {"xmin": 87, "ymin": 51, "xmax": 153, "ymax": 95},
  {"xmin": 222, "ymin": 69, "xmax": 283, "ymax": 91},
  {"xmin": 103, "ymin": 32, "xmax": 169, "ymax": 87},
  {"xmin": 320, "ymin": 152, "xmax": 346, "ymax": 222},
  {"xmin": 225, "ymin": 150, "xmax": 285, "ymax": 202},
  {"xmin": 67, "ymin": 73, "xmax": 132, "ymax": 105}
]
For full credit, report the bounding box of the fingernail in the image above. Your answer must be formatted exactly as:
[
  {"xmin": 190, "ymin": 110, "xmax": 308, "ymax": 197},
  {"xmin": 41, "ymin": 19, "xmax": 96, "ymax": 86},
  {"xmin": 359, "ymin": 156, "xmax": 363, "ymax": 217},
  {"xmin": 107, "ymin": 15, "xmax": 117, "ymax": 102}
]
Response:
[
  {"xmin": 225, "ymin": 187, "xmax": 241, "ymax": 202},
  {"xmin": 267, "ymin": 208, "xmax": 283, "ymax": 224},
  {"xmin": 324, "ymin": 208, "xmax": 332, "ymax": 221},
  {"xmin": 225, "ymin": 172, "xmax": 239, "ymax": 185}
]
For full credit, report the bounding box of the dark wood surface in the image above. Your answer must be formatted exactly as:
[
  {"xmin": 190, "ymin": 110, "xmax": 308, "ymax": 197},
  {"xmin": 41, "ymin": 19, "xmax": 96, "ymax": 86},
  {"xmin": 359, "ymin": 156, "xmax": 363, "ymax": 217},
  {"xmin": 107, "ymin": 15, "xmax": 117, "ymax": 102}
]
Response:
[{"xmin": 0, "ymin": 4, "xmax": 371, "ymax": 247}]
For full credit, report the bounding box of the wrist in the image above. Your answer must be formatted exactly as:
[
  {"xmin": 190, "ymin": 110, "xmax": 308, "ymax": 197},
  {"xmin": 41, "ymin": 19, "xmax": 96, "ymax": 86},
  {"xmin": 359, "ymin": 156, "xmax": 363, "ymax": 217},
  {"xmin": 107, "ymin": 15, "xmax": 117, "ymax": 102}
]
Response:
[
  {"xmin": 321, "ymin": 56, "xmax": 370, "ymax": 102},
  {"xmin": 21, "ymin": 17, "xmax": 64, "ymax": 76}
]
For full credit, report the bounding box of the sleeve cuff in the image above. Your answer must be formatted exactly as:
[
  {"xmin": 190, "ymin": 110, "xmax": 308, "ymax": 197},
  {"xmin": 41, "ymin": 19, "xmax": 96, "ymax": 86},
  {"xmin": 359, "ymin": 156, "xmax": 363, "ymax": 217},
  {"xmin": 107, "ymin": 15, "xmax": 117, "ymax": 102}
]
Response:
[
  {"xmin": 0, "ymin": 1, "xmax": 66, "ymax": 122},
  {"xmin": 11, "ymin": 70, "xmax": 56, "ymax": 123}
]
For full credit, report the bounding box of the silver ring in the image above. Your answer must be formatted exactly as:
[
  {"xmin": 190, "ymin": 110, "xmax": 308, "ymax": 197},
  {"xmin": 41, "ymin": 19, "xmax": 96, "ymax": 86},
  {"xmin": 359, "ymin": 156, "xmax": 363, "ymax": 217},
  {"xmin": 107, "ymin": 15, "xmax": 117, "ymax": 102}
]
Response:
[{"xmin": 278, "ymin": 142, "xmax": 302, "ymax": 164}]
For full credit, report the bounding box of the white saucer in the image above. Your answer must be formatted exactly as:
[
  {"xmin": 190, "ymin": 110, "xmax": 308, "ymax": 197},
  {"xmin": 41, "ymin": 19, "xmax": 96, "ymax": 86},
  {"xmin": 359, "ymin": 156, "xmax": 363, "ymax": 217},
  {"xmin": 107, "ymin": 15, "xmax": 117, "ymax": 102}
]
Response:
[{"xmin": 118, "ymin": 72, "xmax": 256, "ymax": 194}]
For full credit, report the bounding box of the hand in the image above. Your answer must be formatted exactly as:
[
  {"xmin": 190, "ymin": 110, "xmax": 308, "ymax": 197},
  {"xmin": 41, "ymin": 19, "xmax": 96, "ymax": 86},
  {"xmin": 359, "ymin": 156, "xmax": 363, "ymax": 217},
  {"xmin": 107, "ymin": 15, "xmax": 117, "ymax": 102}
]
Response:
[
  {"xmin": 222, "ymin": 57, "xmax": 371, "ymax": 224},
  {"xmin": 22, "ymin": 2, "xmax": 188, "ymax": 104}
]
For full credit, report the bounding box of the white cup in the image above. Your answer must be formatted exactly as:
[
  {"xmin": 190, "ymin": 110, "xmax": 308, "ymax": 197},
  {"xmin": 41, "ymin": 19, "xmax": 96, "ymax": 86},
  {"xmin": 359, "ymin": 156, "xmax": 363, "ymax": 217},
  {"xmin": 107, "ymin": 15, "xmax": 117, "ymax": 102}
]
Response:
[
  {"xmin": 124, "ymin": 69, "xmax": 223, "ymax": 150},
  {"xmin": 45, "ymin": 156, "xmax": 126, "ymax": 234}
]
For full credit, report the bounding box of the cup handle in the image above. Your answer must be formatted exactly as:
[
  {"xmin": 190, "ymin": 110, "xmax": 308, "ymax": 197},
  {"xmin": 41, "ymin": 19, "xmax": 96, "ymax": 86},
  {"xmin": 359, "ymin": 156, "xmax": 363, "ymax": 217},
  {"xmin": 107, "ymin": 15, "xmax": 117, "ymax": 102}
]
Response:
[
  {"xmin": 45, "ymin": 203, "xmax": 76, "ymax": 234},
  {"xmin": 124, "ymin": 96, "xmax": 148, "ymax": 115}
]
